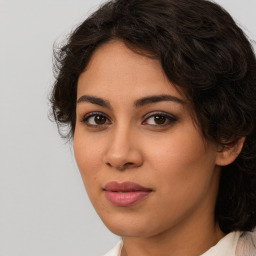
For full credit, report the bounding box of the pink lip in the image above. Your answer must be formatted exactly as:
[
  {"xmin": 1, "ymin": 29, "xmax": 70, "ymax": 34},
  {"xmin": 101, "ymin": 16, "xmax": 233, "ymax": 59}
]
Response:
[{"xmin": 103, "ymin": 181, "xmax": 152, "ymax": 207}]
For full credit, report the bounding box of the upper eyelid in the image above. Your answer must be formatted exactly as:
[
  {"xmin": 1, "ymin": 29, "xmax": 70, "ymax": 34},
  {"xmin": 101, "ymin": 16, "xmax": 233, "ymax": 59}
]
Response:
[
  {"xmin": 83, "ymin": 111, "xmax": 109, "ymax": 118},
  {"xmin": 142, "ymin": 112, "xmax": 178, "ymax": 126},
  {"xmin": 143, "ymin": 111, "xmax": 177, "ymax": 119},
  {"xmin": 81, "ymin": 112, "xmax": 111, "ymax": 123},
  {"xmin": 82, "ymin": 110, "xmax": 175, "ymax": 117}
]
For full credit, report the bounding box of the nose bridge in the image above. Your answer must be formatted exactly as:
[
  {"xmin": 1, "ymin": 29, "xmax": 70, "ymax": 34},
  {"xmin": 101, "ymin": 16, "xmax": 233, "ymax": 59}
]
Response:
[
  {"xmin": 111, "ymin": 123, "xmax": 131, "ymax": 153},
  {"xmin": 104, "ymin": 121, "xmax": 142, "ymax": 169}
]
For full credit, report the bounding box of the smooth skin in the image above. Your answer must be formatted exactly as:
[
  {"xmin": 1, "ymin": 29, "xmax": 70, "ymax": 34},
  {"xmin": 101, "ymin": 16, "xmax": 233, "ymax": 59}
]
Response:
[{"xmin": 73, "ymin": 41, "xmax": 244, "ymax": 256}]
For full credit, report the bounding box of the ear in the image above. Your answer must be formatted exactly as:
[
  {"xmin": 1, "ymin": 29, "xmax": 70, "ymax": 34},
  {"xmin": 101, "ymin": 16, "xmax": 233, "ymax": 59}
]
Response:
[{"xmin": 215, "ymin": 137, "xmax": 245, "ymax": 166}]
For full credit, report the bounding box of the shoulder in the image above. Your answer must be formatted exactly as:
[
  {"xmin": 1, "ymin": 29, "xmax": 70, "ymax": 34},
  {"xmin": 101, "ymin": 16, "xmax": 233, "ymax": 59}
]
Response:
[{"xmin": 236, "ymin": 227, "xmax": 256, "ymax": 256}]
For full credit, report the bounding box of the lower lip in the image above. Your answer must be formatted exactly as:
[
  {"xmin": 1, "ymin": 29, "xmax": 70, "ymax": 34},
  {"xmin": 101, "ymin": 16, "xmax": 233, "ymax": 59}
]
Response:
[{"xmin": 104, "ymin": 191, "xmax": 151, "ymax": 207}]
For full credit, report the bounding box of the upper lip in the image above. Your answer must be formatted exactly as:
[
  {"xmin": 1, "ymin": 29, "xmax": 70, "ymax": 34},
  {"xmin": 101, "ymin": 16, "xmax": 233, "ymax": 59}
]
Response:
[{"xmin": 103, "ymin": 181, "xmax": 152, "ymax": 192}]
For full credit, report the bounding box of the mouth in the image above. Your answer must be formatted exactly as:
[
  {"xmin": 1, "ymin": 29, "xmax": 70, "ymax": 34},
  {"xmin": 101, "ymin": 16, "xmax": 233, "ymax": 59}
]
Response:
[{"xmin": 103, "ymin": 181, "xmax": 153, "ymax": 207}]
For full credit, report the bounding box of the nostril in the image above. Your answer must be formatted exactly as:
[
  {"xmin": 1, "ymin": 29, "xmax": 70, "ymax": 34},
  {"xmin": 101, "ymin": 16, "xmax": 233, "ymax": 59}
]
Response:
[
  {"xmin": 118, "ymin": 162, "xmax": 136, "ymax": 170},
  {"xmin": 105, "ymin": 161, "xmax": 136, "ymax": 170},
  {"xmin": 124, "ymin": 162, "xmax": 134, "ymax": 167},
  {"xmin": 106, "ymin": 162, "xmax": 112, "ymax": 167}
]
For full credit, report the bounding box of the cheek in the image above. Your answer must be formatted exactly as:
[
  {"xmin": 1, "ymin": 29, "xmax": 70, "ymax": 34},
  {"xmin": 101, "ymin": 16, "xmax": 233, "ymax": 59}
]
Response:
[
  {"xmin": 147, "ymin": 133, "xmax": 212, "ymax": 168},
  {"xmin": 73, "ymin": 130, "xmax": 104, "ymax": 189},
  {"xmin": 144, "ymin": 128, "xmax": 217, "ymax": 194}
]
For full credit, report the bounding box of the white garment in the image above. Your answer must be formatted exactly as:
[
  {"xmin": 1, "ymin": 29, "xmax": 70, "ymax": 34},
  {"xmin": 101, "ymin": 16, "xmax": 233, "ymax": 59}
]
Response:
[
  {"xmin": 104, "ymin": 240, "xmax": 123, "ymax": 256},
  {"xmin": 104, "ymin": 231, "xmax": 244, "ymax": 256},
  {"xmin": 201, "ymin": 231, "xmax": 241, "ymax": 256}
]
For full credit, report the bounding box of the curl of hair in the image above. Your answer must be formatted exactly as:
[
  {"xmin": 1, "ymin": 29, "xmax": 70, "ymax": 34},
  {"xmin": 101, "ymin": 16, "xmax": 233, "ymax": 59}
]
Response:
[{"xmin": 50, "ymin": 0, "xmax": 256, "ymax": 233}]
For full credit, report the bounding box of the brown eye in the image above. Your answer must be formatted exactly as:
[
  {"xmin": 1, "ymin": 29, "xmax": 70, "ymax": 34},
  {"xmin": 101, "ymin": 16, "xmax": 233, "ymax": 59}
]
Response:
[
  {"xmin": 154, "ymin": 115, "xmax": 166, "ymax": 125},
  {"xmin": 94, "ymin": 115, "xmax": 107, "ymax": 124},
  {"xmin": 82, "ymin": 113, "xmax": 111, "ymax": 126},
  {"xmin": 143, "ymin": 113, "xmax": 177, "ymax": 126}
]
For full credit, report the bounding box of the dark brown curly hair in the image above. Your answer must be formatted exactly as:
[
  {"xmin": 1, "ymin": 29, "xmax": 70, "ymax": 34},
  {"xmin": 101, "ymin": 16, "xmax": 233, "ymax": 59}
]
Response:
[{"xmin": 50, "ymin": 0, "xmax": 256, "ymax": 234}]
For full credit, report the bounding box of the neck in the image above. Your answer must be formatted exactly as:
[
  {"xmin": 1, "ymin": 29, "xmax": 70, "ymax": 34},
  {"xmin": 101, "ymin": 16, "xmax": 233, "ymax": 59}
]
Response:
[{"xmin": 121, "ymin": 220, "xmax": 224, "ymax": 256}]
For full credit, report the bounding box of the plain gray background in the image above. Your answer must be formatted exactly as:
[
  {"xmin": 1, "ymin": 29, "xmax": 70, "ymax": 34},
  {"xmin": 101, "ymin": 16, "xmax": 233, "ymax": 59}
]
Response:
[{"xmin": 0, "ymin": 0, "xmax": 255, "ymax": 255}]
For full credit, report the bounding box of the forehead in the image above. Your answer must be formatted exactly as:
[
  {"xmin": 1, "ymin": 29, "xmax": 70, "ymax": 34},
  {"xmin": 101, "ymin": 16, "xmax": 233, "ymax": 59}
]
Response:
[{"xmin": 77, "ymin": 40, "xmax": 185, "ymax": 102}]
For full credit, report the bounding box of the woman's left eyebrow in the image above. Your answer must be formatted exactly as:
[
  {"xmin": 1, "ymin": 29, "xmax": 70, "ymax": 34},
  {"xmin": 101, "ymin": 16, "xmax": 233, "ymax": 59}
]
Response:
[{"xmin": 134, "ymin": 94, "xmax": 185, "ymax": 107}]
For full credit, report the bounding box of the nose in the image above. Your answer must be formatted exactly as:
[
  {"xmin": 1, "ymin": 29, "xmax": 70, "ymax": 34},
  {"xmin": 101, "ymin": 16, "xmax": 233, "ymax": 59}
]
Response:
[{"xmin": 103, "ymin": 125, "xmax": 143, "ymax": 170}]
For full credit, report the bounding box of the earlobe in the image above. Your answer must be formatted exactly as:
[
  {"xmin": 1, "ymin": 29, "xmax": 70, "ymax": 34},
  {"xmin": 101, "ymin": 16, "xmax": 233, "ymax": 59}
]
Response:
[{"xmin": 215, "ymin": 137, "xmax": 245, "ymax": 166}]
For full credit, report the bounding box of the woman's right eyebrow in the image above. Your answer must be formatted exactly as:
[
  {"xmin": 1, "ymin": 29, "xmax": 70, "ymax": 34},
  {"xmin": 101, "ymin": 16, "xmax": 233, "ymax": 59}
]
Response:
[{"xmin": 77, "ymin": 95, "xmax": 111, "ymax": 109}]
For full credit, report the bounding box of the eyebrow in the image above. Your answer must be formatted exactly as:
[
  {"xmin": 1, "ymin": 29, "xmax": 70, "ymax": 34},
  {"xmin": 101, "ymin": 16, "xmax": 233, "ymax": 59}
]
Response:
[
  {"xmin": 77, "ymin": 95, "xmax": 111, "ymax": 108},
  {"xmin": 76, "ymin": 94, "xmax": 185, "ymax": 108},
  {"xmin": 134, "ymin": 94, "xmax": 185, "ymax": 107}
]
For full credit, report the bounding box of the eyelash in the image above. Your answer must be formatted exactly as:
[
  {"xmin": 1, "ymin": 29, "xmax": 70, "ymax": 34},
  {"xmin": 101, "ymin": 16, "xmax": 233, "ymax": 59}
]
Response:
[
  {"xmin": 81, "ymin": 112, "xmax": 111, "ymax": 128},
  {"xmin": 81, "ymin": 112, "xmax": 177, "ymax": 128},
  {"xmin": 143, "ymin": 112, "xmax": 177, "ymax": 127}
]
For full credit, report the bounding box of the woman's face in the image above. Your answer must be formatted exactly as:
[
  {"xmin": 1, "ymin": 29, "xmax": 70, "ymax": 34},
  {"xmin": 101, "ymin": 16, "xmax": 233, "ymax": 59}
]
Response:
[{"xmin": 74, "ymin": 41, "xmax": 221, "ymax": 238}]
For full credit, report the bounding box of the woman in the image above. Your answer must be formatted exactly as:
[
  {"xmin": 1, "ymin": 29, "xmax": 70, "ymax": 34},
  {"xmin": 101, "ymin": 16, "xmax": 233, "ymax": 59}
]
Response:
[{"xmin": 50, "ymin": 0, "xmax": 256, "ymax": 255}]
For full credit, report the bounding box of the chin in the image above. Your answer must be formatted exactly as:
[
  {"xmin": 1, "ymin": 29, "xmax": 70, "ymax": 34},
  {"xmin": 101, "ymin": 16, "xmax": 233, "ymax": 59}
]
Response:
[
  {"xmin": 99, "ymin": 211, "xmax": 163, "ymax": 238},
  {"xmin": 107, "ymin": 224, "xmax": 152, "ymax": 238}
]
